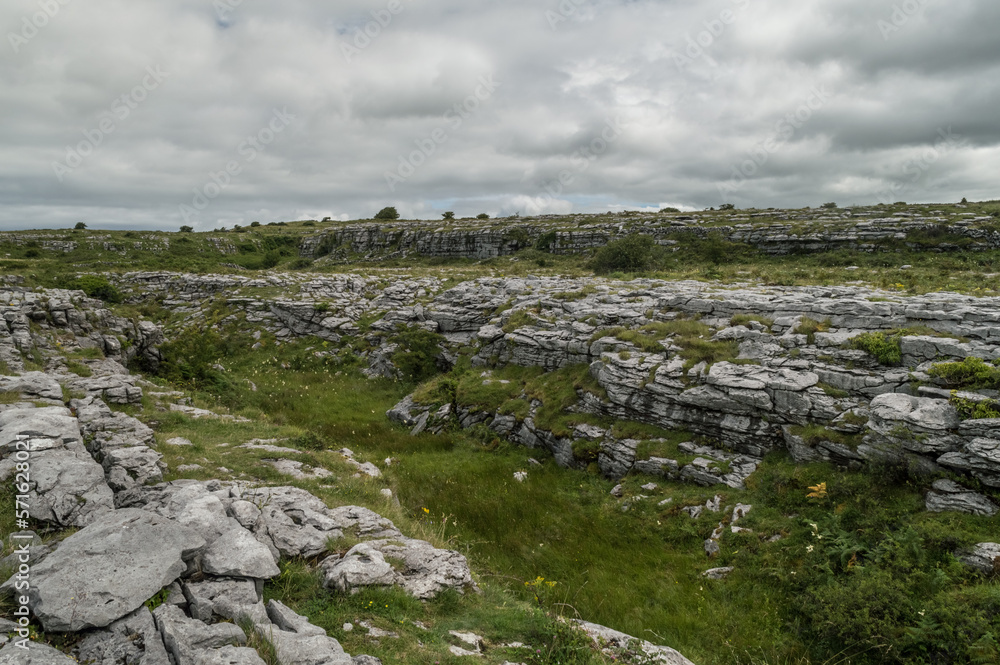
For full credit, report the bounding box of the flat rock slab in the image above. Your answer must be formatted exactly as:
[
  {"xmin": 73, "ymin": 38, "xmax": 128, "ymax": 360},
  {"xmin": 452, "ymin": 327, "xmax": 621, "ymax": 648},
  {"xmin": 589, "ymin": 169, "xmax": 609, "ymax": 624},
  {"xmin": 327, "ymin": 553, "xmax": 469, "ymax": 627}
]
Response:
[
  {"xmin": 194, "ymin": 646, "xmax": 267, "ymax": 665},
  {"xmin": 0, "ymin": 640, "xmax": 78, "ymax": 665},
  {"xmin": 12, "ymin": 509, "xmax": 204, "ymax": 632}
]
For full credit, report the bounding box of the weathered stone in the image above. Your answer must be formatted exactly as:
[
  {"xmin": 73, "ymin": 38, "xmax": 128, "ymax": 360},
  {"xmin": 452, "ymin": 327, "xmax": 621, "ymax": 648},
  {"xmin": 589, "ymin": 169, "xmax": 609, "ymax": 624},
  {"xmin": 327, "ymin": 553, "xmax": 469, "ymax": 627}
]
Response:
[
  {"xmin": 320, "ymin": 544, "xmax": 397, "ymax": 594},
  {"xmin": 11, "ymin": 509, "xmax": 204, "ymax": 632},
  {"xmin": 573, "ymin": 619, "xmax": 694, "ymax": 665},
  {"xmin": 182, "ymin": 578, "xmax": 260, "ymax": 623},
  {"xmin": 925, "ymin": 479, "xmax": 999, "ymax": 516},
  {"xmin": 268, "ymin": 630, "xmax": 353, "ymax": 665},
  {"xmin": 957, "ymin": 543, "xmax": 1000, "ymax": 575},
  {"xmin": 266, "ymin": 600, "xmax": 327, "ymax": 637},
  {"xmin": 152, "ymin": 604, "xmax": 247, "ymax": 665},
  {"xmin": 75, "ymin": 607, "xmax": 170, "ymax": 665},
  {"xmin": 202, "ymin": 526, "xmax": 281, "ymax": 578},
  {"xmin": 194, "ymin": 646, "xmax": 267, "ymax": 665},
  {"xmin": 0, "ymin": 640, "xmax": 78, "ymax": 665}
]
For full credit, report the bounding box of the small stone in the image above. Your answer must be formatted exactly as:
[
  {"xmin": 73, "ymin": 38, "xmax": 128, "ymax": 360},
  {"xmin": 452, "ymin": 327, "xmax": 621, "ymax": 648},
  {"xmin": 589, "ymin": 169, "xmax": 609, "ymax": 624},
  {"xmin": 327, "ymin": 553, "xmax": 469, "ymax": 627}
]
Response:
[
  {"xmin": 641, "ymin": 483, "xmax": 657, "ymax": 492},
  {"xmin": 702, "ymin": 566, "xmax": 734, "ymax": 580},
  {"xmin": 343, "ymin": 623, "xmax": 354, "ymax": 632},
  {"xmin": 166, "ymin": 437, "xmax": 193, "ymax": 446},
  {"xmin": 610, "ymin": 484, "xmax": 624, "ymax": 497},
  {"xmin": 513, "ymin": 471, "xmax": 528, "ymax": 482}
]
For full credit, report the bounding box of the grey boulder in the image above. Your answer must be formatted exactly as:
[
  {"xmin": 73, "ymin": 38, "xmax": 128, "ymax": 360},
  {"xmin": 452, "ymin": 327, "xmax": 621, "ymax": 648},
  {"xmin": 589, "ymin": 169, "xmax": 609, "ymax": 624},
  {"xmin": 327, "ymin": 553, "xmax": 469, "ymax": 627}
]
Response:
[
  {"xmin": 153, "ymin": 605, "xmax": 247, "ymax": 665},
  {"xmin": 958, "ymin": 543, "xmax": 1000, "ymax": 575},
  {"xmin": 925, "ymin": 479, "xmax": 999, "ymax": 517},
  {"xmin": 202, "ymin": 527, "xmax": 280, "ymax": 579},
  {"xmin": 194, "ymin": 647, "xmax": 267, "ymax": 665},
  {"xmin": 76, "ymin": 607, "xmax": 171, "ymax": 665},
  {"xmin": 12, "ymin": 509, "xmax": 205, "ymax": 632},
  {"xmin": 0, "ymin": 640, "xmax": 78, "ymax": 665}
]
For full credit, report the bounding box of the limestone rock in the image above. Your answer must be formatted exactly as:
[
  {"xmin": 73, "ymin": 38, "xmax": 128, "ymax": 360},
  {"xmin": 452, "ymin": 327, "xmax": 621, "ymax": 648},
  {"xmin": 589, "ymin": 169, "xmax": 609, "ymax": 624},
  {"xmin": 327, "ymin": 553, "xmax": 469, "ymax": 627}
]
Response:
[
  {"xmin": 194, "ymin": 646, "xmax": 267, "ymax": 665},
  {"xmin": 152, "ymin": 604, "xmax": 247, "ymax": 665},
  {"xmin": 182, "ymin": 578, "xmax": 260, "ymax": 623},
  {"xmin": 266, "ymin": 600, "xmax": 327, "ymax": 637},
  {"xmin": 573, "ymin": 619, "xmax": 694, "ymax": 665},
  {"xmin": 202, "ymin": 527, "xmax": 281, "ymax": 578},
  {"xmin": 321, "ymin": 543, "xmax": 397, "ymax": 594},
  {"xmin": 268, "ymin": 630, "xmax": 353, "ymax": 665},
  {"xmin": 0, "ymin": 640, "xmax": 78, "ymax": 665},
  {"xmin": 925, "ymin": 479, "xmax": 999, "ymax": 516},
  {"xmin": 12, "ymin": 509, "xmax": 205, "ymax": 632},
  {"xmin": 957, "ymin": 543, "xmax": 1000, "ymax": 575},
  {"xmin": 76, "ymin": 607, "xmax": 170, "ymax": 665}
]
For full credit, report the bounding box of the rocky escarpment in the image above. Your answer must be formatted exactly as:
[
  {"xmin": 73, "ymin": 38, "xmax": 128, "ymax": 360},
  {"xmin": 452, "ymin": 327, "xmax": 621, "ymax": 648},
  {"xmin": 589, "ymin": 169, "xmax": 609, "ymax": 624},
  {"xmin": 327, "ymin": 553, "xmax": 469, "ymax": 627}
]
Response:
[
  {"xmin": 373, "ymin": 276, "xmax": 1000, "ymax": 508},
  {"xmin": 100, "ymin": 270, "xmax": 1000, "ymax": 510},
  {"xmin": 300, "ymin": 208, "xmax": 1000, "ymax": 260}
]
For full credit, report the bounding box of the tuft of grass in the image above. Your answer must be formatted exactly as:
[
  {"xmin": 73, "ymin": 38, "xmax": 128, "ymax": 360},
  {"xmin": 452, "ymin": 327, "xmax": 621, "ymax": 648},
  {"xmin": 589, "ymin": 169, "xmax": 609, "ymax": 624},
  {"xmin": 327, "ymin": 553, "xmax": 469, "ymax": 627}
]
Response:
[
  {"xmin": 503, "ymin": 310, "xmax": 539, "ymax": 333},
  {"xmin": 0, "ymin": 391, "xmax": 20, "ymax": 404},
  {"xmin": 730, "ymin": 313, "xmax": 774, "ymax": 330},
  {"xmin": 65, "ymin": 360, "xmax": 93, "ymax": 378},
  {"xmin": 237, "ymin": 617, "xmax": 281, "ymax": 665},
  {"xmin": 788, "ymin": 424, "xmax": 864, "ymax": 450},
  {"xmin": 793, "ymin": 317, "xmax": 831, "ymax": 343}
]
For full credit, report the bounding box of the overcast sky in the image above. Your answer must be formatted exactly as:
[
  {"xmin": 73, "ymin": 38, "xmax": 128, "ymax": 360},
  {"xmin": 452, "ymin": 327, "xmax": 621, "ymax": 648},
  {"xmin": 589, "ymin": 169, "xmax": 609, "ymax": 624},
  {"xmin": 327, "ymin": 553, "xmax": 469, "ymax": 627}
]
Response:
[{"xmin": 2, "ymin": 0, "xmax": 999, "ymax": 231}]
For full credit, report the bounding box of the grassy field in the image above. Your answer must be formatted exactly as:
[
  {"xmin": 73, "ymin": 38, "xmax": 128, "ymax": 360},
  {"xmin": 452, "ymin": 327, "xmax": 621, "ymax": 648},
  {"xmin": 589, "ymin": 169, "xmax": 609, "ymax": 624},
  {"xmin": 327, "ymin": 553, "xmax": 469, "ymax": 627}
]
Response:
[{"xmin": 131, "ymin": 322, "xmax": 1000, "ymax": 665}]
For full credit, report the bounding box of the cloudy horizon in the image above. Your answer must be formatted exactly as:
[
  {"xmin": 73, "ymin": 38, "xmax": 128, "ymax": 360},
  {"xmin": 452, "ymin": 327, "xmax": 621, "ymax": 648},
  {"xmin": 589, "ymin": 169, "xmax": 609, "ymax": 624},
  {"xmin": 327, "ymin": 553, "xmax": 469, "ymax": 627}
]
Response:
[{"xmin": 2, "ymin": 0, "xmax": 999, "ymax": 231}]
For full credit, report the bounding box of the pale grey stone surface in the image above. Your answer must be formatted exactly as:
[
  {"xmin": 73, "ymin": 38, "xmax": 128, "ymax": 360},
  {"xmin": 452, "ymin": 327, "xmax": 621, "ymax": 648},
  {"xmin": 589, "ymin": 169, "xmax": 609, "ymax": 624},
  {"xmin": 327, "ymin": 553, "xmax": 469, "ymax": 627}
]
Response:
[{"xmin": 14, "ymin": 509, "xmax": 204, "ymax": 632}]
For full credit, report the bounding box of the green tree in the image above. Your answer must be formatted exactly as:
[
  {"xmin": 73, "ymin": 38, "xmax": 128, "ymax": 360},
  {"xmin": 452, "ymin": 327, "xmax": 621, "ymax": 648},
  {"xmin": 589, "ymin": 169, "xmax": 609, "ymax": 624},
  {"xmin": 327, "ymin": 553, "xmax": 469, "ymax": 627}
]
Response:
[
  {"xmin": 374, "ymin": 206, "xmax": 400, "ymax": 220},
  {"xmin": 442, "ymin": 211, "xmax": 455, "ymax": 220},
  {"xmin": 179, "ymin": 225, "xmax": 194, "ymax": 233},
  {"xmin": 74, "ymin": 222, "xmax": 87, "ymax": 230}
]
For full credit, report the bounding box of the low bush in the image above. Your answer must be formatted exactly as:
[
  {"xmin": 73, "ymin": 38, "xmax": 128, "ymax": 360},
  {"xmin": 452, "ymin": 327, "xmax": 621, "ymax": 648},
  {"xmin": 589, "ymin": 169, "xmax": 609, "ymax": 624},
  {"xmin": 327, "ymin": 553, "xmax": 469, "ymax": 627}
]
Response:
[
  {"xmin": 928, "ymin": 357, "xmax": 1000, "ymax": 389},
  {"xmin": 590, "ymin": 235, "xmax": 661, "ymax": 274},
  {"xmin": 849, "ymin": 331, "xmax": 903, "ymax": 366}
]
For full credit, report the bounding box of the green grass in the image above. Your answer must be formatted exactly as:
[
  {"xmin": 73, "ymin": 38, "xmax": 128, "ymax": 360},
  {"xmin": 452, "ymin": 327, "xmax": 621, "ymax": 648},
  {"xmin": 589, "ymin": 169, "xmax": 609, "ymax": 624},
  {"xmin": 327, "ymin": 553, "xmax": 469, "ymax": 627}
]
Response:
[
  {"xmin": 793, "ymin": 317, "xmax": 831, "ymax": 343},
  {"xmin": 0, "ymin": 391, "xmax": 19, "ymax": 404},
  {"xmin": 65, "ymin": 360, "xmax": 92, "ymax": 377},
  {"xmin": 788, "ymin": 424, "xmax": 865, "ymax": 450},
  {"xmin": 729, "ymin": 314, "xmax": 774, "ymax": 330}
]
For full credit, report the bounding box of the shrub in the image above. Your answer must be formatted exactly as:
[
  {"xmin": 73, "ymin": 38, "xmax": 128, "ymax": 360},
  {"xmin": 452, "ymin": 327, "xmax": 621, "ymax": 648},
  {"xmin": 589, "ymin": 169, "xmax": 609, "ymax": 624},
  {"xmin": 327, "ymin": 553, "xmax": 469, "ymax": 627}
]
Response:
[
  {"xmin": 61, "ymin": 275, "xmax": 124, "ymax": 304},
  {"xmin": 719, "ymin": 203, "xmax": 735, "ymax": 211},
  {"xmin": 535, "ymin": 231, "xmax": 558, "ymax": 252},
  {"xmin": 74, "ymin": 222, "xmax": 87, "ymax": 230},
  {"xmin": 928, "ymin": 357, "xmax": 1000, "ymax": 389},
  {"xmin": 250, "ymin": 221, "xmax": 261, "ymax": 227},
  {"xmin": 660, "ymin": 207, "xmax": 680, "ymax": 213},
  {"xmin": 590, "ymin": 235, "xmax": 661, "ymax": 274},
  {"xmin": 390, "ymin": 326, "xmax": 446, "ymax": 383},
  {"xmin": 477, "ymin": 213, "xmax": 489, "ymax": 220},
  {"xmin": 179, "ymin": 225, "xmax": 193, "ymax": 233},
  {"xmin": 374, "ymin": 206, "xmax": 400, "ymax": 220},
  {"xmin": 820, "ymin": 202, "xmax": 838, "ymax": 209},
  {"xmin": 849, "ymin": 332, "xmax": 903, "ymax": 366},
  {"xmin": 442, "ymin": 211, "xmax": 455, "ymax": 220}
]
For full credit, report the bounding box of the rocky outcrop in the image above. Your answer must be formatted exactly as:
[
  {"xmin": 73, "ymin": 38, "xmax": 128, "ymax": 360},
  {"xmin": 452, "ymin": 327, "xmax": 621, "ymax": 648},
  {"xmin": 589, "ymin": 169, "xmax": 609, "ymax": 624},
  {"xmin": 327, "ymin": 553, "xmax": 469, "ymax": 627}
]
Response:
[{"xmin": 299, "ymin": 211, "xmax": 1000, "ymax": 261}]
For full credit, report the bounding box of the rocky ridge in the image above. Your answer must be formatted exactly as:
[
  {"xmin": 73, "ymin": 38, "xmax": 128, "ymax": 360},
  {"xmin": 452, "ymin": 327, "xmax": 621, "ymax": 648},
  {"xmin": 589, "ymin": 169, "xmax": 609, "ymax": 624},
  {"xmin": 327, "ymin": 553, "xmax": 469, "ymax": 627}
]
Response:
[{"xmin": 299, "ymin": 209, "xmax": 1000, "ymax": 261}]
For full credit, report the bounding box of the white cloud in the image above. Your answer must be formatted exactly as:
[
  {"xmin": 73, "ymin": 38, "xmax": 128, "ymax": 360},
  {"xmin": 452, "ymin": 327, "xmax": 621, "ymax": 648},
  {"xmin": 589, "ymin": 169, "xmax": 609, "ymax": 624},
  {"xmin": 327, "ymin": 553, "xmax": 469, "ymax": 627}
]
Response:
[{"xmin": 0, "ymin": 0, "xmax": 998, "ymax": 231}]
